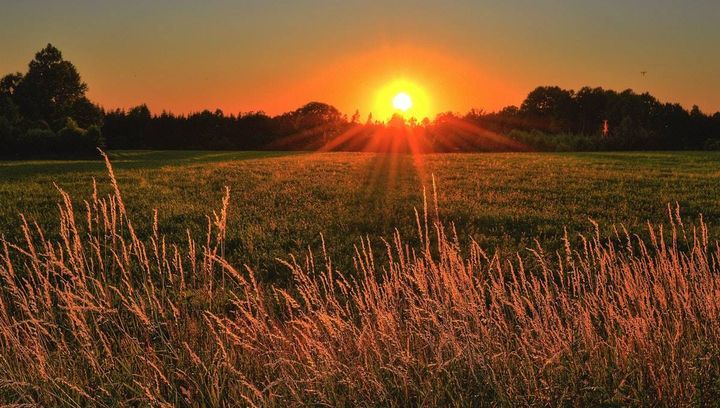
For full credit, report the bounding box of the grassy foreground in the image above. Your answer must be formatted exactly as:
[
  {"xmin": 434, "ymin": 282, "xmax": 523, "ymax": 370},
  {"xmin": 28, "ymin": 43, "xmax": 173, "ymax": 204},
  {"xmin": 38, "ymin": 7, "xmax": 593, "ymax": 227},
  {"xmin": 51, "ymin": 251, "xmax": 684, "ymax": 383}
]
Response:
[{"xmin": 1, "ymin": 151, "xmax": 720, "ymax": 406}]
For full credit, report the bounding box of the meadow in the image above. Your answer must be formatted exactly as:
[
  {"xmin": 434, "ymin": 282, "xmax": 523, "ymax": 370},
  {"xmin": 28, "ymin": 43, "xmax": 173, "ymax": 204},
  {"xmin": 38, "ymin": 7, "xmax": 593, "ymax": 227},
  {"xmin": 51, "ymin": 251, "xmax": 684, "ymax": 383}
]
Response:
[
  {"xmin": 1, "ymin": 150, "xmax": 720, "ymax": 406},
  {"xmin": 2, "ymin": 150, "xmax": 719, "ymax": 282}
]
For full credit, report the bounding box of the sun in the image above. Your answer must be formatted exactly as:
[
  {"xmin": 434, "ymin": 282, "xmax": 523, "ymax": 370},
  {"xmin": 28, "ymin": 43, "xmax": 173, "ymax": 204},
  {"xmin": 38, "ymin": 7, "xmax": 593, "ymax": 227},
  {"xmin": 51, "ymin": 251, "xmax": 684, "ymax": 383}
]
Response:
[
  {"xmin": 372, "ymin": 78, "xmax": 432, "ymax": 122},
  {"xmin": 392, "ymin": 92, "xmax": 413, "ymax": 112}
]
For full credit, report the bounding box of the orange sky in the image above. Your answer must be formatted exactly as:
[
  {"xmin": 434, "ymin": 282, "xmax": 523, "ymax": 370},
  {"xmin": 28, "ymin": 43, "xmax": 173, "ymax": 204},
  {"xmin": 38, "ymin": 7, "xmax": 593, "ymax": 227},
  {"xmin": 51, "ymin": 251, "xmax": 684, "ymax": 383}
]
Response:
[
  {"xmin": 2, "ymin": 1, "xmax": 719, "ymax": 118},
  {"xmin": 253, "ymin": 46, "xmax": 524, "ymax": 121}
]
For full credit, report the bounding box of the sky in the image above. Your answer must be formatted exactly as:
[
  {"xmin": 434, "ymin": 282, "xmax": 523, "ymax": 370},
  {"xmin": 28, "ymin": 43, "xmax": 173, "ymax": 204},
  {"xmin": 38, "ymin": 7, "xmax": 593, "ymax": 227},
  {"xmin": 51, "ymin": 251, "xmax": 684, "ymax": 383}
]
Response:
[{"xmin": 1, "ymin": 0, "xmax": 719, "ymax": 119}]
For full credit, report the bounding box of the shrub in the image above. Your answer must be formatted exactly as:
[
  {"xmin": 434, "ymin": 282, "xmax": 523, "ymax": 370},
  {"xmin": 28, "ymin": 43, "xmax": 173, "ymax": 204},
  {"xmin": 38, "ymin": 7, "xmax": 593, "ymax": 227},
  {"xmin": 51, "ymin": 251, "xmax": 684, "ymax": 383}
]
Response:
[
  {"xmin": 85, "ymin": 124, "xmax": 105, "ymax": 148},
  {"xmin": 54, "ymin": 118, "xmax": 103, "ymax": 156},
  {"xmin": 704, "ymin": 138, "xmax": 720, "ymax": 150},
  {"xmin": 15, "ymin": 127, "xmax": 57, "ymax": 155}
]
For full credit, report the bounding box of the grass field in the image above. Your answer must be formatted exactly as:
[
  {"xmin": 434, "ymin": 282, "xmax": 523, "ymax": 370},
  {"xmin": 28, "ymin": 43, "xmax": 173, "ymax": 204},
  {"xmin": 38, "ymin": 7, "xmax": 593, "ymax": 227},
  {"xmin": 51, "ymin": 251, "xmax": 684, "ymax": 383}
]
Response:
[
  {"xmin": 2, "ymin": 150, "xmax": 720, "ymax": 406},
  {"xmin": 1, "ymin": 150, "xmax": 719, "ymax": 281}
]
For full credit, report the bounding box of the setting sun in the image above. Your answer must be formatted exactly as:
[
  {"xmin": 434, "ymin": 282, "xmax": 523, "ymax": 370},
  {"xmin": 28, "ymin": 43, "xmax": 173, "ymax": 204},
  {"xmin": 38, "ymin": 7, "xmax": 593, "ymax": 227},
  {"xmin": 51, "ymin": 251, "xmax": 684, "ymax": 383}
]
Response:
[
  {"xmin": 373, "ymin": 78, "xmax": 432, "ymax": 122},
  {"xmin": 392, "ymin": 92, "xmax": 413, "ymax": 112}
]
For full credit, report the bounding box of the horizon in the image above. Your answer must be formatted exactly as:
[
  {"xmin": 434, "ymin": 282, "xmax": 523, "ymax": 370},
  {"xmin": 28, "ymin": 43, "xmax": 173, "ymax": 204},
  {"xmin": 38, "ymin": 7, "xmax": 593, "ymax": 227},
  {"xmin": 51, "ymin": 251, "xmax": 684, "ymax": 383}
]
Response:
[{"xmin": 2, "ymin": 1, "xmax": 719, "ymax": 118}]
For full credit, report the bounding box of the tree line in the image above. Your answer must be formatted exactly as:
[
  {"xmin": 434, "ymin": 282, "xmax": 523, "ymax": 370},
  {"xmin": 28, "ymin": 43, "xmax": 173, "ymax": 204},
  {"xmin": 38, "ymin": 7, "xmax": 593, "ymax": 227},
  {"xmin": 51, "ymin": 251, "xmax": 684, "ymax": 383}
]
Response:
[
  {"xmin": 470, "ymin": 86, "xmax": 720, "ymax": 151},
  {"xmin": 2, "ymin": 44, "xmax": 719, "ymax": 157}
]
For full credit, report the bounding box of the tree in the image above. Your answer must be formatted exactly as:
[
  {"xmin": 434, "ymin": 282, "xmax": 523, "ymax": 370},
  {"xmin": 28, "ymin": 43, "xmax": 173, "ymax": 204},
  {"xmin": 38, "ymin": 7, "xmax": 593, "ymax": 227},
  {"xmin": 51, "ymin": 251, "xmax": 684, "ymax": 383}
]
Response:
[
  {"xmin": 292, "ymin": 102, "xmax": 343, "ymax": 125},
  {"xmin": 520, "ymin": 86, "xmax": 576, "ymax": 132},
  {"xmin": 574, "ymin": 87, "xmax": 608, "ymax": 134},
  {"xmin": 14, "ymin": 44, "xmax": 93, "ymax": 126},
  {"xmin": 0, "ymin": 73, "xmax": 23, "ymax": 96},
  {"xmin": 0, "ymin": 73, "xmax": 22, "ymax": 123},
  {"xmin": 433, "ymin": 111, "xmax": 459, "ymax": 125},
  {"xmin": 71, "ymin": 97, "xmax": 104, "ymax": 129},
  {"xmin": 388, "ymin": 113, "xmax": 406, "ymax": 127}
]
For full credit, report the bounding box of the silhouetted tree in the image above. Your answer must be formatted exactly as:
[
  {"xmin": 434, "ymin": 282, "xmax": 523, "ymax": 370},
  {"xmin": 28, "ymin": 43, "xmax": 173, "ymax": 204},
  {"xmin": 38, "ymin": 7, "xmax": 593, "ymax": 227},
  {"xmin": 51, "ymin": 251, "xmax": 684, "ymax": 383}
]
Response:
[
  {"xmin": 520, "ymin": 86, "xmax": 576, "ymax": 133},
  {"xmin": 0, "ymin": 44, "xmax": 104, "ymax": 157},
  {"xmin": 14, "ymin": 44, "xmax": 99, "ymax": 127},
  {"xmin": 350, "ymin": 109, "xmax": 360, "ymax": 124},
  {"xmin": 574, "ymin": 87, "xmax": 608, "ymax": 134}
]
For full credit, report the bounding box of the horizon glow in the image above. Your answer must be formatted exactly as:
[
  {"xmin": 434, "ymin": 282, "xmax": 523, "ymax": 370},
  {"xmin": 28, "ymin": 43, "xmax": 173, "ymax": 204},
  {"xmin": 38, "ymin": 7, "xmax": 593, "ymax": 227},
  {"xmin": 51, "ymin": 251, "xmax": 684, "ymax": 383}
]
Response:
[{"xmin": 1, "ymin": 1, "xmax": 718, "ymax": 117}]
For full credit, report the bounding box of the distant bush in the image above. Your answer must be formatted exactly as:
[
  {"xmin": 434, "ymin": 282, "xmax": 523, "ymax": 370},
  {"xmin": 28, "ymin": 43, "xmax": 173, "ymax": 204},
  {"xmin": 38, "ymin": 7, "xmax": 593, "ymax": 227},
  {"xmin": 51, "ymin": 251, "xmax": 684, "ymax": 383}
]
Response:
[
  {"xmin": 508, "ymin": 129, "xmax": 606, "ymax": 151},
  {"xmin": 704, "ymin": 138, "xmax": 720, "ymax": 150},
  {"xmin": 85, "ymin": 124, "xmax": 104, "ymax": 147},
  {"xmin": 56, "ymin": 118, "xmax": 102, "ymax": 156},
  {"xmin": 16, "ymin": 128, "xmax": 57, "ymax": 155},
  {"xmin": 0, "ymin": 120, "xmax": 104, "ymax": 158}
]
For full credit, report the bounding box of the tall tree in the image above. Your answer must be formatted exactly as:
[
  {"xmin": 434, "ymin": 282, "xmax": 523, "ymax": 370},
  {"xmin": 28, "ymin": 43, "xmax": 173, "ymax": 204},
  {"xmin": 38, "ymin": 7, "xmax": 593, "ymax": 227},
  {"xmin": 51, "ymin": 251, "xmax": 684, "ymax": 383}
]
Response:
[{"xmin": 14, "ymin": 44, "xmax": 92, "ymax": 126}]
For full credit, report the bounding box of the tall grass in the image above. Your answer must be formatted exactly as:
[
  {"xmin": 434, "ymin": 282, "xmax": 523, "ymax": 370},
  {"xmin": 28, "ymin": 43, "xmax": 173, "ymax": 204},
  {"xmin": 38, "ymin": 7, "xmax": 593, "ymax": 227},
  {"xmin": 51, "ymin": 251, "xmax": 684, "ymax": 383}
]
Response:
[{"xmin": 1, "ymin": 152, "xmax": 719, "ymax": 406}]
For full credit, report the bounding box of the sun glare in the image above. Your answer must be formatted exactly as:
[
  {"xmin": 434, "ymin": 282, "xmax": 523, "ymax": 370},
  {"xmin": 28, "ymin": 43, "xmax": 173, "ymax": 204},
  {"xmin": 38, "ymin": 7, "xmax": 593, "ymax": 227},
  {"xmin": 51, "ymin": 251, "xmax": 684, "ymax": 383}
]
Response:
[
  {"xmin": 373, "ymin": 78, "xmax": 432, "ymax": 122},
  {"xmin": 392, "ymin": 92, "xmax": 413, "ymax": 112}
]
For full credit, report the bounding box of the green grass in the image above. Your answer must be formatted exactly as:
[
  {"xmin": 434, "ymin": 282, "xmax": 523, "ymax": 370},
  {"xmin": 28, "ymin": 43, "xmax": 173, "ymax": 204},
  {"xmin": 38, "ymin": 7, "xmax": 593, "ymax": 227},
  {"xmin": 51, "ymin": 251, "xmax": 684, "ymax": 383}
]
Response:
[
  {"xmin": 2, "ymin": 150, "xmax": 719, "ymax": 282},
  {"xmin": 3, "ymin": 150, "xmax": 720, "ymax": 406}
]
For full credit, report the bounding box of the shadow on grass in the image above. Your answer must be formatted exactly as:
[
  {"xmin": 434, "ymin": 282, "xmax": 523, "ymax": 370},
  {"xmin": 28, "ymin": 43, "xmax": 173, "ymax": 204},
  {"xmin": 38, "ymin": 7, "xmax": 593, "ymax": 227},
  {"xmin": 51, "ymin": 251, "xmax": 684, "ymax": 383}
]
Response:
[{"xmin": 0, "ymin": 150, "xmax": 308, "ymax": 178}]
